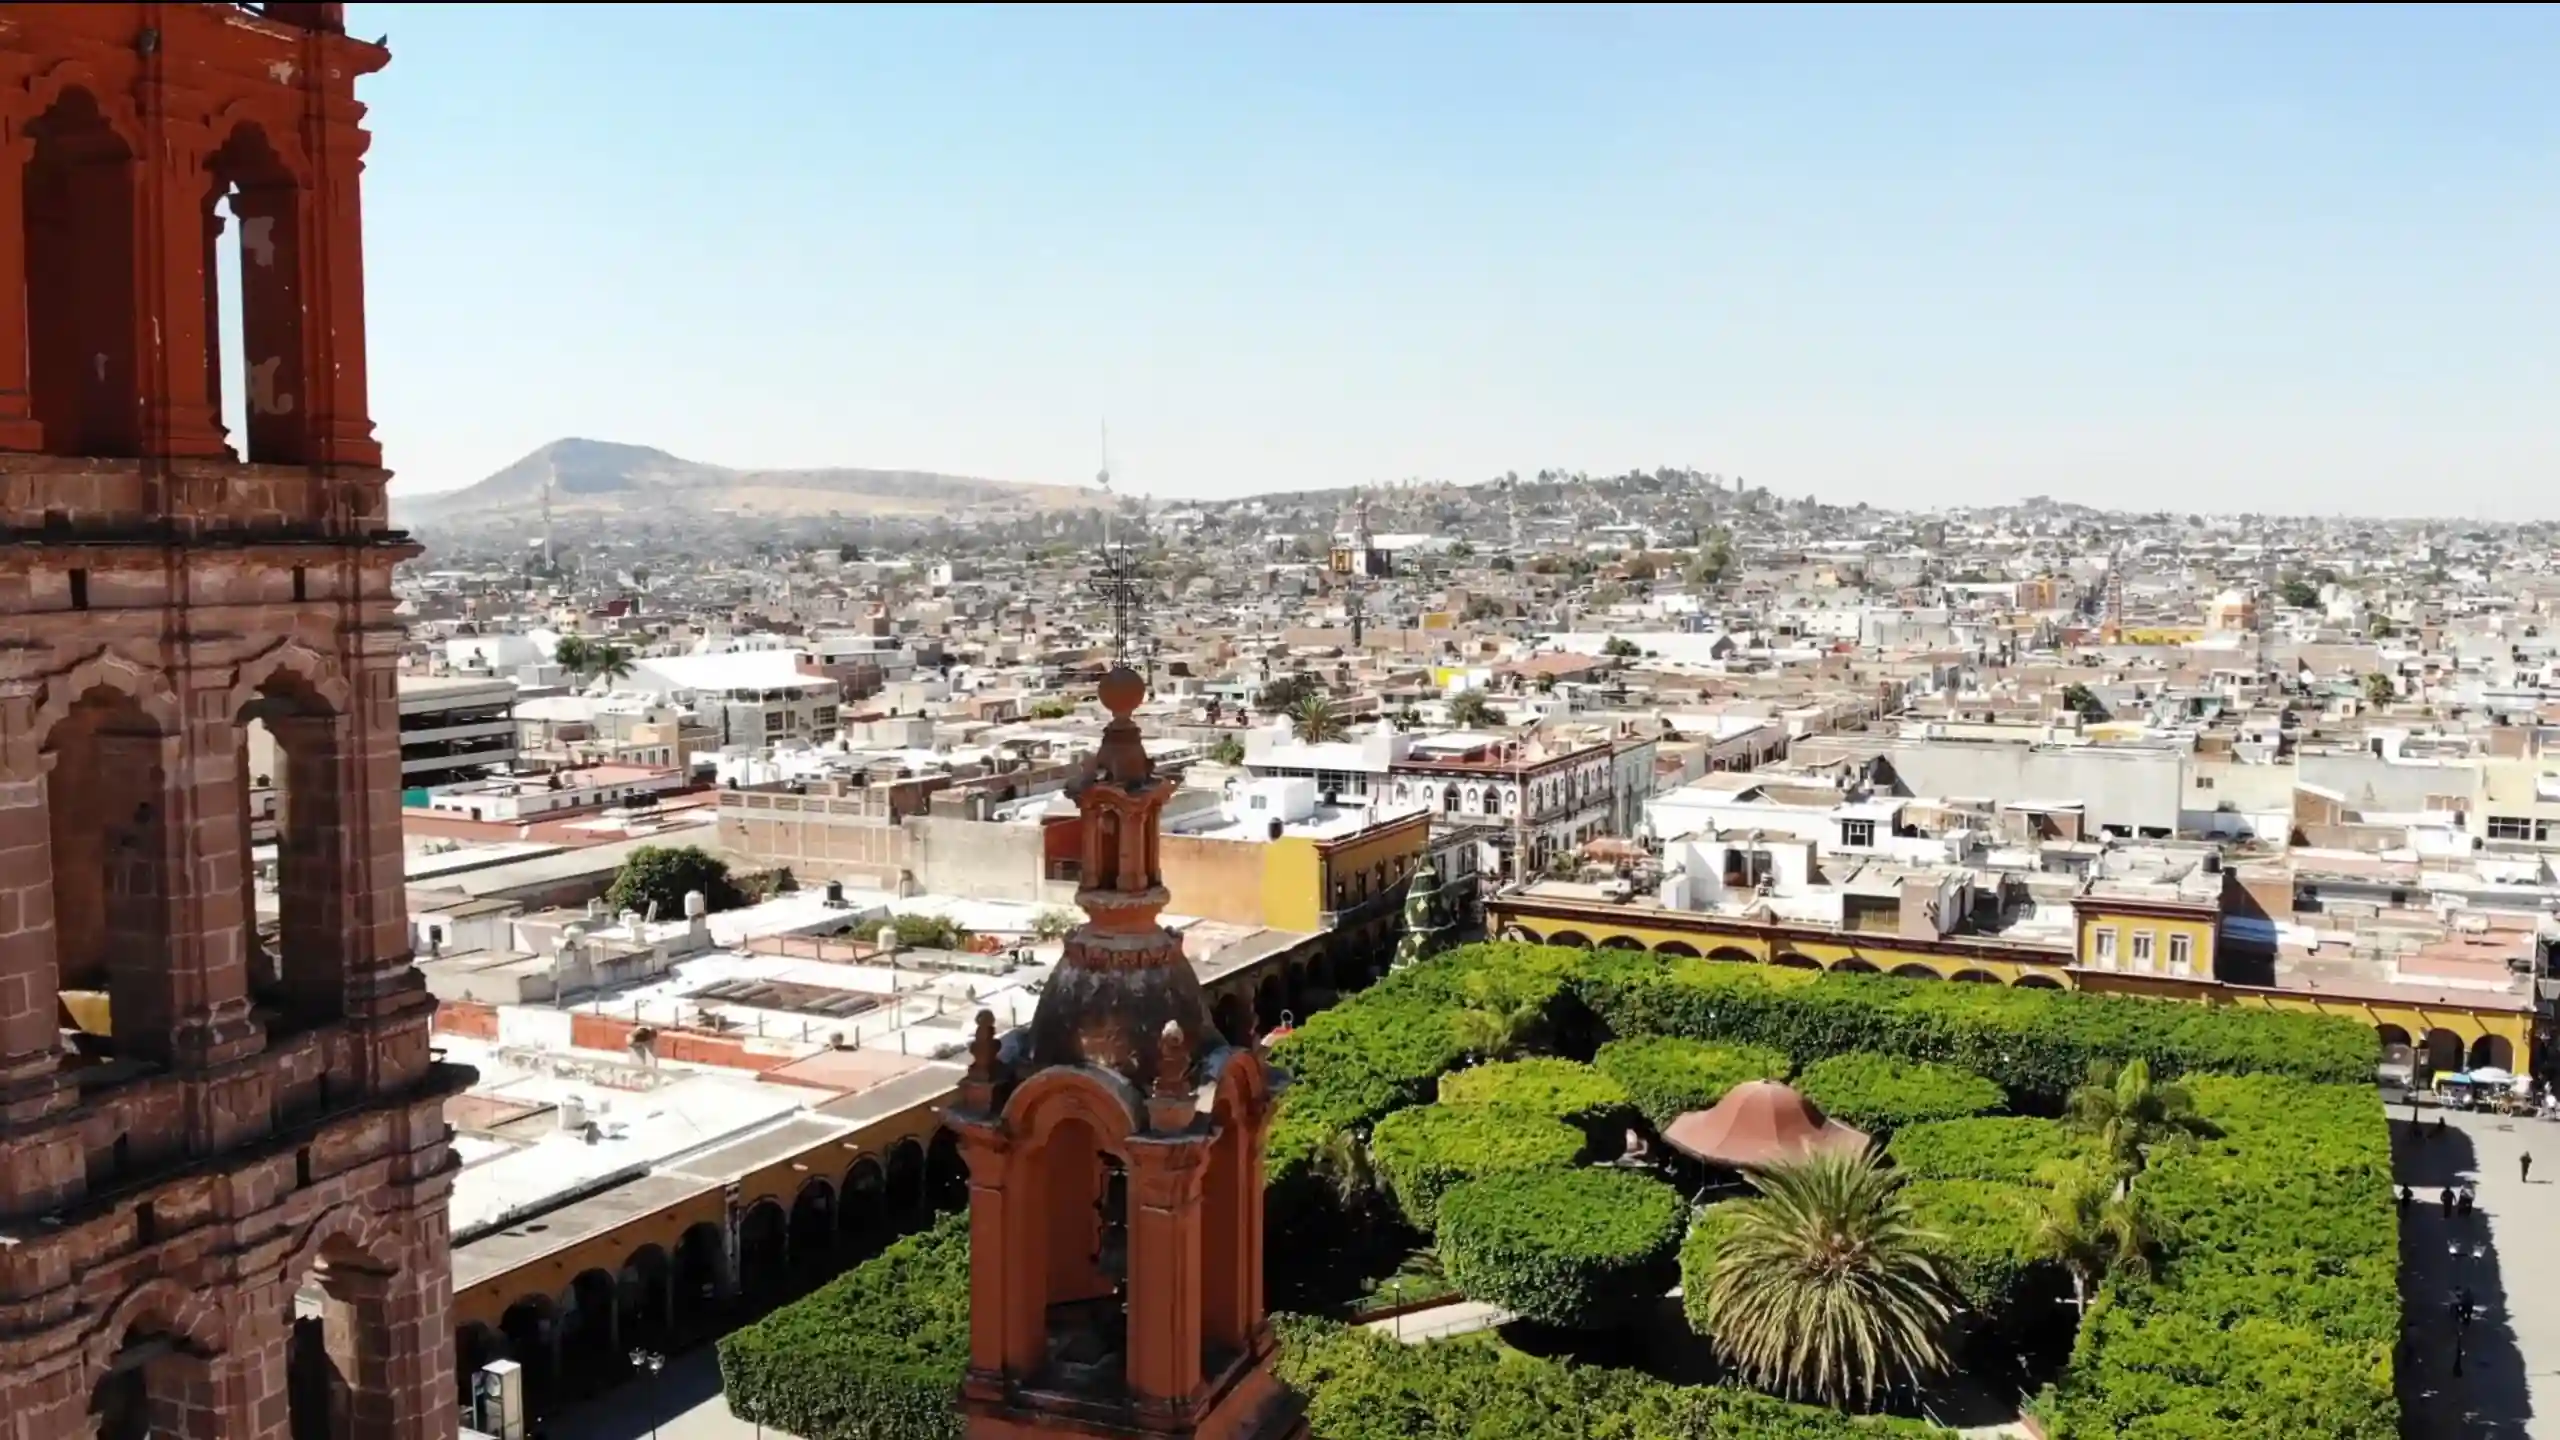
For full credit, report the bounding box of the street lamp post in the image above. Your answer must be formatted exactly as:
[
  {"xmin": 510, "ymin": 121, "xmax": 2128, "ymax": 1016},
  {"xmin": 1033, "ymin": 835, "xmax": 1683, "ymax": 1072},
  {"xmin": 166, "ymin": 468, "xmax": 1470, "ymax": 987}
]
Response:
[{"xmin": 628, "ymin": 1349, "xmax": 666, "ymax": 1440}]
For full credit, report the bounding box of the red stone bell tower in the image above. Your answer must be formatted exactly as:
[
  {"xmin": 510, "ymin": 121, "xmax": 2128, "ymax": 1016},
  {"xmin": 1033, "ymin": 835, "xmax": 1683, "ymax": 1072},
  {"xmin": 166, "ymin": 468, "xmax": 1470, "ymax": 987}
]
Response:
[
  {"xmin": 0, "ymin": 6, "xmax": 466, "ymax": 1440},
  {"xmin": 948, "ymin": 665, "xmax": 1307, "ymax": 1440}
]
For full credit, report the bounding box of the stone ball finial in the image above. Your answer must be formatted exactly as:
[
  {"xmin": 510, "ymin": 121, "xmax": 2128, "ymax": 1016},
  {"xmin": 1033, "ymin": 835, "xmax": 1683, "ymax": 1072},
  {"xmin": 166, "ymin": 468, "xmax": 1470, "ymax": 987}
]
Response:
[
  {"xmin": 969, "ymin": 1009, "xmax": 1001, "ymax": 1081},
  {"xmin": 1098, "ymin": 664, "xmax": 1146, "ymax": 720},
  {"xmin": 1152, "ymin": 1018, "xmax": 1193, "ymax": 1099}
]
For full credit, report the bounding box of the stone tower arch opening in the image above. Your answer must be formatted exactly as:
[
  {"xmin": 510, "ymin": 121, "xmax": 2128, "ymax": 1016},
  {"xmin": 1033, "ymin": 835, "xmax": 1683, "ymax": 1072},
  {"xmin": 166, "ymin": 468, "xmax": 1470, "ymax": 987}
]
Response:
[
  {"xmin": 46, "ymin": 683, "xmax": 177, "ymax": 1066},
  {"xmin": 202, "ymin": 116, "xmax": 310, "ymax": 465},
  {"xmin": 238, "ymin": 667, "xmax": 353, "ymax": 1030},
  {"xmin": 20, "ymin": 84, "xmax": 139, "ymax": 457}
]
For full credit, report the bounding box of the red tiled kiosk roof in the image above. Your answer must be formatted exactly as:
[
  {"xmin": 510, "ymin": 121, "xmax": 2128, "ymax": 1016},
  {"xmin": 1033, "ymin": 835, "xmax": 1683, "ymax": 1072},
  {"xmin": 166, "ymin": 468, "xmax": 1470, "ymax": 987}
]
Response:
[{"xmin": 1661, "ymin": 1079, "xmax": 1871, "ymax": 1170}]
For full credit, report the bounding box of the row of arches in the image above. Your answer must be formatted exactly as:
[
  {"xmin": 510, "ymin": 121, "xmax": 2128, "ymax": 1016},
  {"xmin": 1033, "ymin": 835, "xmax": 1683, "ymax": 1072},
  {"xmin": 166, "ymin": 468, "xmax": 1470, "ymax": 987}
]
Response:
[
  {"xmin": 1514, "ymin": 927, "xmax": 2067, "ymax": 989},
  {"xmin": 88, "ymin": 1219, "xmax": 405, "ymax": 1440},
  {"xmin": 14, "ymin": 79, "xmax": 329, "ymax": 462},
  {"xmin": 2381, "ymin": 1024, "xmax": 2514, "ymax": 1075},
  {"xmin": 455, "ymin": 1133, "xmax": 967, "ymax": 1423},
  {"xmin": 30, "ymin": 649, "xmax": 360, "ymax": 1082}
]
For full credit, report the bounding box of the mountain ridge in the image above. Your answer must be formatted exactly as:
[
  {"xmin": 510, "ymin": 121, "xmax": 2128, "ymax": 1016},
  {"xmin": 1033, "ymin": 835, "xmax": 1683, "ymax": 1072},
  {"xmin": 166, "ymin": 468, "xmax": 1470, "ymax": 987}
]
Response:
[{"xmin": 395, "ymin": 437, "xmax": 1106, "ymax": 524}]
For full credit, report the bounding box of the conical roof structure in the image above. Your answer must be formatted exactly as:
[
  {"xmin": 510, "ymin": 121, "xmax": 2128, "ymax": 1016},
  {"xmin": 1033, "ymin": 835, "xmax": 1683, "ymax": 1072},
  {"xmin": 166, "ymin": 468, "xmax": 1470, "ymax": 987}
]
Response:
[{"xmin": 1660, "ymin": 1079, "xmax": 1870, "ymax": 1170}]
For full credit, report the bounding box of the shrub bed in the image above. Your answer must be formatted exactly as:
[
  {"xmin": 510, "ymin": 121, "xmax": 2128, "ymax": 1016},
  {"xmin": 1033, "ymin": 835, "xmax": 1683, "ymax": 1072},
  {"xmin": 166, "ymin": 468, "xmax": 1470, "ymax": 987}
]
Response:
[
  {"xmin": 1675, "ymin": 1202, "xmax": 1745, "ymax": 1336},
  {"xmin": 1567, "ymin": 949, "xmax": 2373, "ymax": 1093},
  {"xmin": 1438, "ymin": 1058, "xmax": 1635, "ymax": 1147},
  {"xmin": 1794, "ymin": 1052, "xmax": 2005, "ymax": 1134},
  {"xmin": 1594, "ymin": 1036, "xmax": 1792, "ymax": 1129},
  {"xmin": 1885, "ymin": 1116, "xmax": 2092, "ymax": 1185},
  {"xmin": 716, "ymin": 1212, "xmax": 968, "ymax": 1440},
  {"xmin": 1368, "ymin": 1103, "xmax": 1585, "ymax": 1230},
  {"xmin": 1435, "ymin": 1166, "xmax": 1686, "ymax": 1329},
  {"xmin": 1266, "ymin": 944, "xmax": 1589, "ymax": 1192},
  {"xmin": 1273, "ymin": 1314, "xmax": 1940, "ymax": 1439},
  {"xmin": 1899, "ymin": 1178, "xmax": 2045, "ymax": 1317},
  {"xmin": 2036, "ymin": 1074, "xmax": 2398, "ymax": 1440}
]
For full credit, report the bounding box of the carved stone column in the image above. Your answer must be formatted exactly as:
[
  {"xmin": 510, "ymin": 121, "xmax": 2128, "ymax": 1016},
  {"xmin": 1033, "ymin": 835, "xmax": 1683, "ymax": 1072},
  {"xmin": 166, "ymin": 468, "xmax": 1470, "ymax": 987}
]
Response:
[{"xmin": 1124, "ymin": 1139, "xmax": 1209, "ymax": 1411}]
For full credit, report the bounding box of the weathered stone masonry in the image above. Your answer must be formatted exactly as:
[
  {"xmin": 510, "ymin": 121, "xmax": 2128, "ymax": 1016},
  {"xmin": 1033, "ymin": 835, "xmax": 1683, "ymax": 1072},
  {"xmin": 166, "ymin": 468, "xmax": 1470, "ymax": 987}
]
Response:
[{"xmin": 0, "ymin": 6, "xmax": 468, "ymax": 1439}]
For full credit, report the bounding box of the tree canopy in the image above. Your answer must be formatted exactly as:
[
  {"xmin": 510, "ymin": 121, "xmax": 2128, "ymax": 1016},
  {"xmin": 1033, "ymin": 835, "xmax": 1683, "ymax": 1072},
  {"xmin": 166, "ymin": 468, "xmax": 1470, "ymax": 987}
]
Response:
[{"xmin": 604, "ymin": 844, "xmax": 746, "ymax": 919}]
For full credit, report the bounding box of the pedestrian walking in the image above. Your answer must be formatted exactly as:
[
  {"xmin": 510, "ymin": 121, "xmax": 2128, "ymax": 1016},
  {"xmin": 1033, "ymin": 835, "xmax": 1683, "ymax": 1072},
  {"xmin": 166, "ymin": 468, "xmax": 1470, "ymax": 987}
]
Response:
[
  {"xmin": 2459, "ymin": 1187, "xmax": 2476, "ymax": 1219},
  {"xmin": 2398, "ymin": 1184, "xmax": 2414, "ymax": 1216},
  {"xmin": 2443, "ymin": 1186, "xmax": 2458, "ymax": 1218},
  {"xmin": 2524, "ymin": 1151, "xmax": 2535, "ymax": 1184}
]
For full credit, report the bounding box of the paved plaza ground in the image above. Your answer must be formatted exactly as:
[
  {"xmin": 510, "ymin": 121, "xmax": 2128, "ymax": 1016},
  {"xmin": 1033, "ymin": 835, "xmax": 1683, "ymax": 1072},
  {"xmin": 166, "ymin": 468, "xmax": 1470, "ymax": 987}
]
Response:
[
  {"xmin": 2396, "ymin": 1103, "xmax": 2560, "ymax": 1440},
  {"xmin": 539, "ymin": 1348, "xmax": 798, "ymax": 1440}
]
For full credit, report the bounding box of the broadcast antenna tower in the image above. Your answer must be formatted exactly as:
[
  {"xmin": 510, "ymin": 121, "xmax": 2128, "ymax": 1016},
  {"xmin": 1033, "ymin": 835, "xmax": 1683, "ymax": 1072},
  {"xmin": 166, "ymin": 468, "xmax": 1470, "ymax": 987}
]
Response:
[
  {"xmin": 542, "ymin": 457, "xmax": 557, "ymax": 573},
  {"xmin": 1088, "ymin": 422, "xmax": 1150, "ymax": 666}
]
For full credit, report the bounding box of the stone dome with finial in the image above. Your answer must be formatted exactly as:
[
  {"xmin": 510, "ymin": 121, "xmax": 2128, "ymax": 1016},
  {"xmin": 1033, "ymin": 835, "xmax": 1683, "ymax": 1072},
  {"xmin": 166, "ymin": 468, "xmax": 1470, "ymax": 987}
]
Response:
[{"xmin": 1026, "ymin": 661, "xmax": 1222, "ymax": 1090}]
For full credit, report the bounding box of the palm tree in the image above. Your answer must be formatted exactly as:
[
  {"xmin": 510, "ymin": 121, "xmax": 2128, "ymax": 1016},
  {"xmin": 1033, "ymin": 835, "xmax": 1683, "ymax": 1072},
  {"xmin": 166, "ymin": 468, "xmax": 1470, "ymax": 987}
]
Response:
[
  {"xmin": 1290, "ymin": 691, "xmax": 1345, "ymax": 744},
  {"xmin": 1312, "ymin": 1127, "xmax": 1379, "ymax": 1216},
  {"xmin": 1447, "ymin": 690, "xmax": 1500, "ymax": 729},
  {"xmin": 1448, "ymin": 999, "xmax": 1542, "ymax": 1064},
  {"xmin": 592, "ymin": 643, "xmax": 635, "ymax": 688},
  {"xmin": 2066, "ymin": 1058, "xmax": 2196, "ymax": 1177},
  {"xmin": 1700, "ymin": 1148, "xmax": 1959, "ymax": 1411},
  {"xmin": 552, "ymin": 634, "xmax": 591, "ymax": 675},
  {"xmin": 2030, "ymin": 1164, "xmax": 2158, "ymax": 1314}
]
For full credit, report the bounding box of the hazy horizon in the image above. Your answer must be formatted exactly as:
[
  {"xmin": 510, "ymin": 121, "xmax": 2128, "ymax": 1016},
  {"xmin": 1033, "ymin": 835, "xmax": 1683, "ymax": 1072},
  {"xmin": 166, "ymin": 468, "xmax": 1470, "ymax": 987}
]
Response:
[{"xmin": 344, "ymin": 4, "xmax": 2560, "ymax": 519}]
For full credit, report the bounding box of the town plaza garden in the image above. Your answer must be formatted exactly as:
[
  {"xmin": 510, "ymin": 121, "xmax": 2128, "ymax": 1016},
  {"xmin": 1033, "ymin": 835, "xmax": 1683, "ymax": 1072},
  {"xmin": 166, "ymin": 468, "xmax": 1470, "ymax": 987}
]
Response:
[{"xmin": 718, "ymin": 942, "xmax": 2397, "ymax": 1439}]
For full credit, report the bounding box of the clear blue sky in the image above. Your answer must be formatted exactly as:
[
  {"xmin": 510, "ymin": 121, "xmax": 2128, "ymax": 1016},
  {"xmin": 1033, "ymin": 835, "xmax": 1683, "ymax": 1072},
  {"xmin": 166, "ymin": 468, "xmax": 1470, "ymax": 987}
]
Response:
[{"xmin": 343, "ymin": 3, "xmax": 2560, "ymax": 516}]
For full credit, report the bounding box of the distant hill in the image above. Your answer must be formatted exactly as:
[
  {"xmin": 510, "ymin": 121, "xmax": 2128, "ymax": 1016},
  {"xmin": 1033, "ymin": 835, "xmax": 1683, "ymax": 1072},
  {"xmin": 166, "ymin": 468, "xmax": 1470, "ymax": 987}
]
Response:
[{"xmin": 395, "ymin": 438, "xmax": 1105, "ymax": 525}]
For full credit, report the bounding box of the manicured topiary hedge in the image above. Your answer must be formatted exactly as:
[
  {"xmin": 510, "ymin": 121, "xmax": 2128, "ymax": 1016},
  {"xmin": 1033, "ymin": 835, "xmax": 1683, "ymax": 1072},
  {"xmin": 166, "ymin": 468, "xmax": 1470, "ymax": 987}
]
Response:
[
  {"xmin": 1437, "ymin": 1058, "xmax": 1634, "ymax": 1148},
  {"xmin": 1272, "ymin": 1314, "xmax": 1940, "ymax": 1440},
  {"xmin": 716, "ymin": 1212, "xmax": 968, "ymax": 1440},
  {"xmin": 1676, "ymin": 1202, "xmax": 1745, "ymax": 1337},
  {"xmin": 1885, "ymin": 1116, "xmax": 2093, "ymax": 1186},
  {"xmin": 1566, "ymin": 949, "xmax": 2374, "ymax": 1095},
  {"xmin": 1900, "ymin": 1178, "xmax": 2046, "ymax": 1317},
  {"xmin": 1594, "ymin": 1035, "xmax": 1792, "ymax": 1129},
  {"xmin": 1795, "ymin": 1052, "xmax": 2005, "ymax": 1134},
  {"xmin": 1265, "ymin": 944, "xmax": 1592, "ymax": 1193},
  {"xmin": 2036, "ymin": 1074, "xmax": 2399, "ymax": 1440},
  {"xmin": 1435, "ymin": 1166, "xmax": 1686, "ymax": 1329},
  {"xmin": 1368, "ymin": 1103, "xmax": 1584, "ymax": 1231}
]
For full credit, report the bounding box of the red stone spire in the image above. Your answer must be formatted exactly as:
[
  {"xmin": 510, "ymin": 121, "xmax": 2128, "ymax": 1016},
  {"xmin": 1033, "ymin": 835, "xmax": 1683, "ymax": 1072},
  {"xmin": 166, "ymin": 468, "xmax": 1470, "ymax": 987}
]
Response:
[
  {"xmin": 946, "ymin": 664, "xmax": 1306, "ymax": 1440},
  {"xmin": 1022, "ymin": 664, "xmax": 1220, "ymax": 1088}
]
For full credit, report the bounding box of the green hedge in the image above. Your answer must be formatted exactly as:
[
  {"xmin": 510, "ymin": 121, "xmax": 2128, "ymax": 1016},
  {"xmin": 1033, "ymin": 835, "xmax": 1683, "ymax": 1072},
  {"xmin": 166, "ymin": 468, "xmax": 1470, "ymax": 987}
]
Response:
[
  {"xmin": 1900, "ymin": 1178, "xmax": 2045, "ymax": 1317},
  {"xmin": 1273, "ymin": 1314, "xmax": 1941, "ymax": 1440},
  {"xmin": 716, "ymin": 1212, "xmax": 968, "ymax": 1440},
  {"xmin": 1438, "ymin": 1058, "xmax": 1635, "ymax": 1148},
  {"xmin": 1436, "ymin": 1166, "xmax": 1686, "ymax": 1329},
  {"xmin": 1795, "ymin": 1052, "xmax": 2005, "ymax": 1134},
  {"xmin": 1675, "ymin": 1202, "xmax": 1745, "ymax": 1337},
  {"xmin": 1885, "ymin": 1116, "xmax": 2093, "ymax": 1185},
  {"xmin": 1265, "ymin": 944, "xmax": 1590, "ymax": 1193},
  {"xmin": 1594, "ymin": 1036, "xmax": 1793, "ymax": 1129},
  {"xmin": 2036, "ymin": 1074, "xmax": 2398, "ymax": 1440},
  {"xmin": 1368, "ymin": 1103, "xmax": 1585, "ymax": 1231},
  {"xmin": 1567, "ymin": 950, "xmax": 2373, "ymax": 1095}
]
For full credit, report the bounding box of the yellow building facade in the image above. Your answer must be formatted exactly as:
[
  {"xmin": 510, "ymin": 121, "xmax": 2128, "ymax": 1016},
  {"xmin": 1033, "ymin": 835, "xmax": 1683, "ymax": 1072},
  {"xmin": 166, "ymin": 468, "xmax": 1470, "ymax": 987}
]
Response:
[{"xmin": 1489, "ymin": 893, "xmax": 2536, "ymax": 1079}]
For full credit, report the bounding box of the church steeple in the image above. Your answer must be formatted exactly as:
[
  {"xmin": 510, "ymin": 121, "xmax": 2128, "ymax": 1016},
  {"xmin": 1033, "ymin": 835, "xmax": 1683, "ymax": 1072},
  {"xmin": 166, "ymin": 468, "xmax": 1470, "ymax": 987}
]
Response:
[{"xmin": 946, "ymin": 664, "xmax": 1308, "ymax": 1440}]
